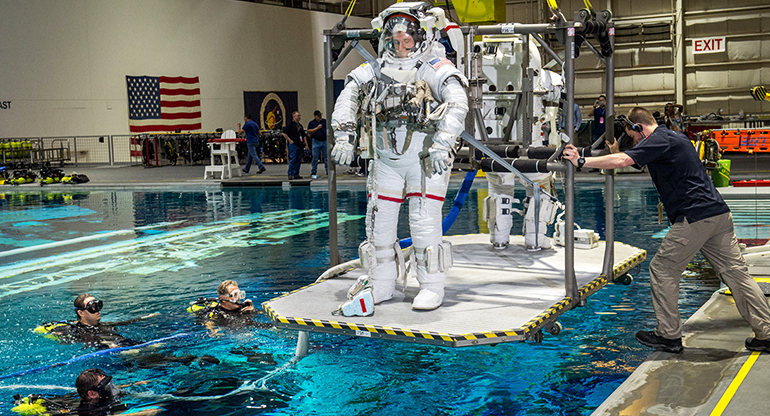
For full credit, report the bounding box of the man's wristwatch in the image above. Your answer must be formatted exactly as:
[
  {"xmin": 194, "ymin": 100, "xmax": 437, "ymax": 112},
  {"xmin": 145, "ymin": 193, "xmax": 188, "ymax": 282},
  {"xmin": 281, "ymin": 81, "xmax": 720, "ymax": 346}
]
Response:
[{"xmin": 576, "ymin": 157, "xmax": 586, "ymax": 171}]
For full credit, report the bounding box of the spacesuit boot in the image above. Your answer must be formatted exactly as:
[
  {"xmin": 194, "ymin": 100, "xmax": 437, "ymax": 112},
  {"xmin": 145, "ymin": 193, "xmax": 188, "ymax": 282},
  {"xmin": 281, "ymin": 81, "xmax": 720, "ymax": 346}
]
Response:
[
  {"xmin": 364, "ymin": 197, "xmax": 404, "ymax": 304},
  {"xmin": 484, "ymin": 193, "xmax": 515, "ymax": 250},
  {"xmin": 524, "ymin": 218, "xmax": 551, "ymax": 250},
  {"xmin": 370, "ymin": 262, "xmax": 397, "ymax": 304},
  {"xmin": 408, "ymin": 196, "xmax": 451, "ymax": 310},
  {"xmin": 523, "ymin": 192, "xmax": 558, "ymax": 250},
  {"xmin": 485, "ymin": 172, "xmax": 517, "ymax": 250},
  {"xmin": 413, "ymin": 261, "xmax": 446, "ymax": 310}
]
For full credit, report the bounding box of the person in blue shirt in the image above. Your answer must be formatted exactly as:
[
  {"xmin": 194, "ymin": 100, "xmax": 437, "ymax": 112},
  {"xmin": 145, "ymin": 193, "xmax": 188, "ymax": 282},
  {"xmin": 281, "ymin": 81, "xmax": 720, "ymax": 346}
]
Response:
[
  {"xmin": 559, "ymin": 103, "xmax": 582, "ymax": 132},
  {"xmin": 592, "ymin": 94, "xmax": 606, "ymax": 142},
  {"xmin": 239, "ymin": 114, "xmax": 266, "ymax": 175},
  {"xmin": 306, "ymin": 110, "xmax": 327, "ymax": 179},
  {"xmin": 563, "ymin": 106, "xmax": 770, "ymax": 354}
]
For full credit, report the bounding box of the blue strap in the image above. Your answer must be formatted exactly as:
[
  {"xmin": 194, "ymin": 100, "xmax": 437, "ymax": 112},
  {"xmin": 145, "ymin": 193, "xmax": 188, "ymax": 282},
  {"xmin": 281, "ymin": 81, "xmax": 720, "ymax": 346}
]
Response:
[
  {"xmin": 0, "ymin": 333, "xmax": 192, "ymax": 381},
  {"xmin": 399, "ymin": 170, "xmax": 477, "ymax": 248}
]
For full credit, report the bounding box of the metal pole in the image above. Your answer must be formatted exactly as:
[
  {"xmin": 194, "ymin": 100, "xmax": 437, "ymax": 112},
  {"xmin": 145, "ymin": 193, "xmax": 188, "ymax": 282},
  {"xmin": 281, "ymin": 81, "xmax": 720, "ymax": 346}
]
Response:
[
  {"xmin": 108, "ymin": 136, "xmax": 114, "ymax": 166},
  {"xmin": 476, "ymin": 23, "xmax": 553, "ymax": 35},
  {"xmin": 522, "ymin": 34, "xmax": 533, "ymax": 148},
  {"xmin": 73, "ymin": 137, "xmax": 78, "ymax": 167},
  {"xmin": 324, "ymin": 33, "xmax": 341, "ymax": 266},
  {"xmin": 564, "ymin": 25, "xmax": 577, "ymax": 301},
  {"xmin": 675, "ymin": 0, "xmax": 685, "ymax": 106},
  {"xmin": 532, "ymin": 33, "xmax": 564, "ymax": 67},
  {"xmin": 295, "ymin": 331, "xmax": 310, "ymax": 359},
  {"xmin": 466, "ymin": 26, "xmax": 478, "ymax": 135},
  {"xmin": 602, "ymin": 24, "xmax": 616, "ymax": 279}
]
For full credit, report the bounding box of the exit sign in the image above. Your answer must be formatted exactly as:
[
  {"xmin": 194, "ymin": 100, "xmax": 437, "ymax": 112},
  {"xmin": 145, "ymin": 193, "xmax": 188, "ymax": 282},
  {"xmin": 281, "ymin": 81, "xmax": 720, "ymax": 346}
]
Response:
[{"xmin": 693, "ymin": 37, "xmax": 726, "ymax": 54}]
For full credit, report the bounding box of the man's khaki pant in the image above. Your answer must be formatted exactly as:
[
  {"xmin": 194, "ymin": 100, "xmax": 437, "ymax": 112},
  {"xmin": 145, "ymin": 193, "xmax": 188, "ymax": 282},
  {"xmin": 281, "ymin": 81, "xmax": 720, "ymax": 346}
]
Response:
[{"xmin": 650, "ymin": 212, "xmax": 770, "ymax": 340}]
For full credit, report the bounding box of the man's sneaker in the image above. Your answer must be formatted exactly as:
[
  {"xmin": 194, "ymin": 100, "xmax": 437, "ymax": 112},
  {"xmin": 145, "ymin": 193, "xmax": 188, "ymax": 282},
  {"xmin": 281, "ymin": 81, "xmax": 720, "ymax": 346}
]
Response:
[
  {"xmin": 257, "ymin": 167, "xmax": 266, "ymax": 174},
  {"xmin": 311, "ymin": 174, "xmax": 318, "ymax": 179},
  {"xmin": 635, "ymin": 330, "xmax": 683, "ymax": 353},
  {"xmin": 745, "ymin": 337, "xmax": 770, "ymax": 351}
]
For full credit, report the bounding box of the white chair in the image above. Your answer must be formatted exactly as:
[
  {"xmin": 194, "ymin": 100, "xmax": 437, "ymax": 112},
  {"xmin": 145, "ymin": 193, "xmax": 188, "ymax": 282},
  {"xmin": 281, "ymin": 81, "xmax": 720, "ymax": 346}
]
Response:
[
  {"xmin": 205, "ymin": 130, "xmax": 242, "ymax": 179},
  {"xmin": 204, "ymin": 165, "xmax": 225, "ymax": 180}
]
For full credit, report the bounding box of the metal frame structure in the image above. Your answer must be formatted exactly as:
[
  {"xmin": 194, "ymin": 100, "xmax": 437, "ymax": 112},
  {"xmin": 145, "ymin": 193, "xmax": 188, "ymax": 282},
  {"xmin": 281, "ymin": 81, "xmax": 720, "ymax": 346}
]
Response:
[{"xmin": 301, "ymin": 10, "xmax": 619, "ymax": 359}]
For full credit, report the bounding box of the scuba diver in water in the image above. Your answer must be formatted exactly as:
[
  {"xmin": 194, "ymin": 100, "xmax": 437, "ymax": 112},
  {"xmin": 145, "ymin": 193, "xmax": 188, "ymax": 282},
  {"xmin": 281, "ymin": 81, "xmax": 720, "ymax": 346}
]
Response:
[
  {"xmin": 188, "ymin": 280, "xmax": 271, "ymax": 329},
  {"xmin": 12, "ymin": 368, "xmax": 161, "ymax": 416},
  {"xmin": 42, "ymin": 294, "xmax": 158, "ymax": 350},
  {"xmin": 75, "ymin": 368, "xmax": 131, "ymax": 416},
  {"xmin": 40, "ymin": 294, "xmax": 219, "ymax": 367}
]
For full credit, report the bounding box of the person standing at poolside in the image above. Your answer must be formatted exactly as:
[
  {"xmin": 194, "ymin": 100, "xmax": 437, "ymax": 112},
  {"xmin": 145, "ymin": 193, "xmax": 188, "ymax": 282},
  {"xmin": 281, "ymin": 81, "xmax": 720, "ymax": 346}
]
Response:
[
  {"xmin": 282, "ymin": 111, "xmax": 307, "ymax": 180},
  {"xmin": 306, "ymin": 110, "xmax": 327, "ymax": 179},
  {"xmin": 239, "ymin": 114, "xmax": 266, "ymax": 175},
  {"xmin": 592, "ymin": 94, "xmax": 606, "ymax": 142},
  {"xmin": 563, "ymin": 106, "xmax": 770, "ymax": 353}
]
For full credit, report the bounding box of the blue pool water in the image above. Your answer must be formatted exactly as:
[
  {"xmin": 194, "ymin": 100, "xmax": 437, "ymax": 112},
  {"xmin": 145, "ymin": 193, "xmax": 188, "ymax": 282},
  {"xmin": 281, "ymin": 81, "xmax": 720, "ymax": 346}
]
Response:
[{"xmin": 0, "ymin": 181, "xmax": 756, "ymax": 415}]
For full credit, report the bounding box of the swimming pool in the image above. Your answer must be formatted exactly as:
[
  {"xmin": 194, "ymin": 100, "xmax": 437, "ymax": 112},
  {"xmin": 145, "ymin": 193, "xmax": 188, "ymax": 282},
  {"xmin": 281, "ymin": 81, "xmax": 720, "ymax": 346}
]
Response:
[{"xmin": 0, "ymin": 181, "xmax": 735, "ymax": 415}]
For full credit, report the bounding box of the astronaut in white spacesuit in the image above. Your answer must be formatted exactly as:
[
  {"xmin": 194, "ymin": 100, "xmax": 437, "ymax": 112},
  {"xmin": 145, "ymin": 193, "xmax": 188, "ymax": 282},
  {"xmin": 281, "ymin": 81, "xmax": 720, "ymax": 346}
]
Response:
[
  {"xmin": 480, "ymin": 35, "xmax": 562, "ymax": 251},
  {"xmin": 330, "ymin": 2, "xmax": 468, "ymax": 310}
]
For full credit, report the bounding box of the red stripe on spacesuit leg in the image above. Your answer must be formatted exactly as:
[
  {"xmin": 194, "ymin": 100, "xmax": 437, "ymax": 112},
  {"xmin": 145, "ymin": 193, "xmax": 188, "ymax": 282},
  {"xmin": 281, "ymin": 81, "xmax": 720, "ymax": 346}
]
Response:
[
  {"xmin": 404, "ymin": 192, "xmax": 445, "ymax": 202},
  {"xmin": 359, "ymin": 298, "xmax": 367, "ymax": 313},
  {"xmin": 374, "ymin": 194, "xmax": 406, "ymax": 203}
]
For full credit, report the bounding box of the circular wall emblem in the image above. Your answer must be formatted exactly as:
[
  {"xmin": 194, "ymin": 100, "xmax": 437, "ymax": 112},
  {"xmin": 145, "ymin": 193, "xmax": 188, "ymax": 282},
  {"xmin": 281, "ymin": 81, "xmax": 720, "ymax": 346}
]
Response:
[{"xmin": 260, "ymin": 93, "xmax": 287, "ymax": 130}]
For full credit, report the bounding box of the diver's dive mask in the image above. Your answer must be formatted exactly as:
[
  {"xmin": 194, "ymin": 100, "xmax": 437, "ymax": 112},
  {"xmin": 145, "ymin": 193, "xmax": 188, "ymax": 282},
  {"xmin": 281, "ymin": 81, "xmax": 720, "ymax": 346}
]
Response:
[
  {"xmin": 227, "ymin": 290, "xmax": 246, "ymax": 302},
  {"xmin": 94, "ymin": 374, "xmax": 121, "ymax": 402},
  {"xmin": 75, "ymin": 299, "xmax": 103, "ymax": 314}
]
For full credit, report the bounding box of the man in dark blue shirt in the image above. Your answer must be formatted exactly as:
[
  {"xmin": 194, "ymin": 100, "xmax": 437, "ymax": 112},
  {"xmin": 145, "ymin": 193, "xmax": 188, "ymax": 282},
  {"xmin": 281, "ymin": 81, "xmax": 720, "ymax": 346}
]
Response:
[
  {"xmin": 306, "ymin": 110, "xmax": 327, "ymax": 179},
  {"xmin": 239, "ymin": 114, "xmax": 266, "ymax": 174},
  {"xmin": 564, "ymin": 106, "xmax": 770, "ymax": 353}
]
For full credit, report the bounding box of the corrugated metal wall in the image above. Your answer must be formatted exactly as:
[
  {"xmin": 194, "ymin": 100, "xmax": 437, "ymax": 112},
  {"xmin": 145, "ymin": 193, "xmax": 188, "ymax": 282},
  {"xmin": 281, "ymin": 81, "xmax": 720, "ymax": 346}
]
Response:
[{"xmin": 506, "ymin": 0, "xmax": 770, "ymax": 118}]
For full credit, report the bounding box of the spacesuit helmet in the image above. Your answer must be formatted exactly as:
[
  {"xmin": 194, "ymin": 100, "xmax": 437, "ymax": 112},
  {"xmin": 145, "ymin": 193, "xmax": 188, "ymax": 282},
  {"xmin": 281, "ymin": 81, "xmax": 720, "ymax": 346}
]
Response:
[{"xmin": 373, "ymin": 2, "xmax": 442, "ymax": 61}]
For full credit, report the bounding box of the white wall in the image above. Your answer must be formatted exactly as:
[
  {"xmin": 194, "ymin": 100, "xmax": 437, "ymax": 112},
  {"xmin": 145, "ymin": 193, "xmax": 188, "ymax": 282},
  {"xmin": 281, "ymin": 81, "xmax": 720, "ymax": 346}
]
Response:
[{"xmin": 0, "ymin": 0, "xmax": 371, "ymax": 137}]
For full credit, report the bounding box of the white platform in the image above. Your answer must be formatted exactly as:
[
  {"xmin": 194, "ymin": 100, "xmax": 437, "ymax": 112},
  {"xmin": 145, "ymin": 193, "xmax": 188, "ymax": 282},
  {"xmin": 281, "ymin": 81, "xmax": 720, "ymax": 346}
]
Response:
[{"xmin": 263, "ymin": 234, "xmax": 646, "ymax": 347}]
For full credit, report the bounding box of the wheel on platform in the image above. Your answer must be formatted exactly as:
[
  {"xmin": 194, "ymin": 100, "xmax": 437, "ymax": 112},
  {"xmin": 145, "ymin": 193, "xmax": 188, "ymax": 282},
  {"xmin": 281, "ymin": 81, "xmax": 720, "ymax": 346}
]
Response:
[
  {"xmin": 614, "ymin": 274, "xmax": 633, "ymax": 285},
  {"xmin": 544, "ymin": 321, "xmax": 563, "ymax": 336}
]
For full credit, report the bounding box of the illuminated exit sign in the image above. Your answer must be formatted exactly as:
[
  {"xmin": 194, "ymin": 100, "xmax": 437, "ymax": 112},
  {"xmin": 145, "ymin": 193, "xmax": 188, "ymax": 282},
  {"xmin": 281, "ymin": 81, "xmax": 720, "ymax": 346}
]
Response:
[{"xmin": 693, "ymin": 37, "xmax": 726, "ymax": 54}]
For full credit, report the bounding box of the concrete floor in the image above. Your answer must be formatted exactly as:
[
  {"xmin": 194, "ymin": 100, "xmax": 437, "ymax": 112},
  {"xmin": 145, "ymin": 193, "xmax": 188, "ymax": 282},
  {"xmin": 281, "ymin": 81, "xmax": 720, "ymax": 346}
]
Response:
[
  {"xmin": 593, "ymin": 290, "xmax": 770, "ymax": 415},
  {"xmin": 4, "ymin": 151, "xmax": 766, "ymax": 188}
]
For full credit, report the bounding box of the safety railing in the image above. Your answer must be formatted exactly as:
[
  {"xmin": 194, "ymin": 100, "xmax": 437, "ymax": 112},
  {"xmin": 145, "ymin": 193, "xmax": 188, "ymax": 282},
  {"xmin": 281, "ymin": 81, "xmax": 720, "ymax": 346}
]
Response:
[{"xmin": 0, "ymin": 131, "xmax": 290, "ymax": 168}]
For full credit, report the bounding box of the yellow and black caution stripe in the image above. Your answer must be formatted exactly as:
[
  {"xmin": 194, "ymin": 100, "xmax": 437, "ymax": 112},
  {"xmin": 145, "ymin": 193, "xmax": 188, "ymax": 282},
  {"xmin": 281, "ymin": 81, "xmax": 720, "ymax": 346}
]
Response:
[
  {"xmin": 613, "ymin": 246, "xmax": 647, "ymax": 279},
  {"xmin": 521, "ymin": 297, "xmax": 573, "ymax": 336},
  {"xmin": 263, "ymin": 247, "xmax": 648, "ymax": 347}
]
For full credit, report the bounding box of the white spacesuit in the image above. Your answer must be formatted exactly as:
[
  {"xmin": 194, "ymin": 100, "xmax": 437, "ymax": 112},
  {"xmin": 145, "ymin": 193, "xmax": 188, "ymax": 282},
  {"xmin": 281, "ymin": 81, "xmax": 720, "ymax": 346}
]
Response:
[
  {"xmin": 331, "ymin": 2, "xmax": 468, "ymax": 310},
  {"xmin": 479, "ymin": 35, "xmax": 562, "ymax": 250}
]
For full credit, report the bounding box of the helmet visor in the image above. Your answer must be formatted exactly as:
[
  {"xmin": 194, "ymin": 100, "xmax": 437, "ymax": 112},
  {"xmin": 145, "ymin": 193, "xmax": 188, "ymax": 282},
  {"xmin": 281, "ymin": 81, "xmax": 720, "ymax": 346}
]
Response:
[{"xmin": 381, "ymin": 15, "xmax": 422, "ymax": 59}]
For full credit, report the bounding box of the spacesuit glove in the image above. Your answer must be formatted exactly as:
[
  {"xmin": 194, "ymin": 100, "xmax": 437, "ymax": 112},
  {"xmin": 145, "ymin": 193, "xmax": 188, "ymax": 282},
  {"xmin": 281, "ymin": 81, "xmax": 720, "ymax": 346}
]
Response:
[
  {"xmin": 428, "ymin": 143, "xmax": 455, "ymax": 175},
  {"xmin": 331, "ymin": 138, "xmax": 355, "ymax": 166}
]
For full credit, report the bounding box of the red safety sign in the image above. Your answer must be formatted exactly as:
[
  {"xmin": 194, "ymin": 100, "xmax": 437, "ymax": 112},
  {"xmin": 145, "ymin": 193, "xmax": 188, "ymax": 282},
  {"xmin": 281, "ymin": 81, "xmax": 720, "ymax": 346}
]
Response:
[{"xmin": 693, "ymin": 37, "xmax": 726, "ymax": 54}]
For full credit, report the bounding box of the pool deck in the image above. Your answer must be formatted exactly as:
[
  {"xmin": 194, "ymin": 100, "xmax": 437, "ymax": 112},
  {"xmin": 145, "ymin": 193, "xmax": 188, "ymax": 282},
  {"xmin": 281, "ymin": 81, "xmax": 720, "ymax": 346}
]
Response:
[
  {"xmin": 1, "ymin": 152, "xmax": 767, "ymax": 189},
  {"xmin": 593, "ymin": 287, "xmax": 770, "ymax": 416}
]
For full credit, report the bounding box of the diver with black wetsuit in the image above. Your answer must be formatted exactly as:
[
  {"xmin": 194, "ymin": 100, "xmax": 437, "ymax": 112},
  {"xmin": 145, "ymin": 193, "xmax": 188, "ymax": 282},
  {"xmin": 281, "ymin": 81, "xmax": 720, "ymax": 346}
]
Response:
[
  {"xmin": 44, "ymin": 294, "xmax": 153, "ymax": 350},
  {"xmin": 188, "ymin": 280, "xmax": 272, "ymax": 329}
]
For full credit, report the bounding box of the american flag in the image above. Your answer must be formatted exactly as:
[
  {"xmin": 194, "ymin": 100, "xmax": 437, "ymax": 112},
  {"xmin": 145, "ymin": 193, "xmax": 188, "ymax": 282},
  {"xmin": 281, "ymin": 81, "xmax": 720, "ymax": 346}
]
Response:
[{"xmin": 126, "ymin": 75, "xmax": 202, "ymax": 133}]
